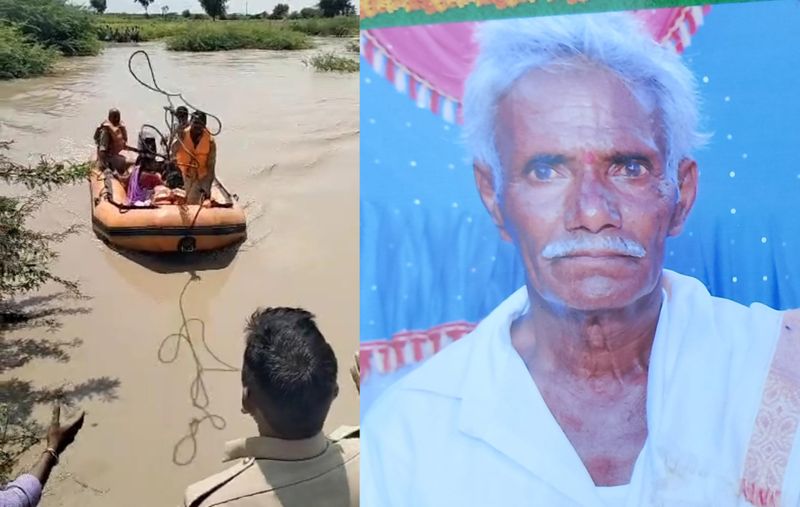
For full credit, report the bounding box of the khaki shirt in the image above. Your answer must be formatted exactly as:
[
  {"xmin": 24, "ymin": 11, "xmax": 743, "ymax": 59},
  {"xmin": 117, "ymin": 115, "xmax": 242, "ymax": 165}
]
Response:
[{"xmin": 183, "ymin": 426, "xmax": 359, "ymax": 507}]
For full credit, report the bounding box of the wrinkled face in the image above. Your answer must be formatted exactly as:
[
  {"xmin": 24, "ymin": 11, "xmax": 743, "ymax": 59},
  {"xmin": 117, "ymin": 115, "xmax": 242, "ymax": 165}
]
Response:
[{"xmin": 479, "ymin": 65, "xmax": 697, "ymax": 311}]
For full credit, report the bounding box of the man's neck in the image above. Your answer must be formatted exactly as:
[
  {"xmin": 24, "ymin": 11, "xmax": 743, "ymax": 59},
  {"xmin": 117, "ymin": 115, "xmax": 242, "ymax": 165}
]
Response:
[{"xmin": 511, "ymin": 284, "xmax": 663, "ymax": 384}]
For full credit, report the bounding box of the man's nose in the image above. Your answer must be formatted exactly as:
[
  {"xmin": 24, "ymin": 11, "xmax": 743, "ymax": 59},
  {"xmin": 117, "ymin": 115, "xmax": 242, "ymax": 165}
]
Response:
[{"xmin": 564, "ymin": 171, "xmax": 622, "ymax": 233}]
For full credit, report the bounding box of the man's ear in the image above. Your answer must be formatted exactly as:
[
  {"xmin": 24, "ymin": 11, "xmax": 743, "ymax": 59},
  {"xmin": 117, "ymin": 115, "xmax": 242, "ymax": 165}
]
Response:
[
  {"xmin": 241, "ymin": 386, "xmax": 251, "ymax": 414},
  {"xmin": 474, "ymin": 161, "xmax": 511, "ymax": 242},
  {"xmin": 668, "ymin": 158, "xmax": 698, "ymax": 237}
]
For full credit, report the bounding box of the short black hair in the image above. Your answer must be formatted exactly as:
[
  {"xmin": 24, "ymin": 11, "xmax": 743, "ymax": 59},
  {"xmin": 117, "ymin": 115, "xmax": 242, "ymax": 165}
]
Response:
[
  {"xmin": 242, "ymin": 307, "xmax": 338, "ymax": 439},
  {"xmin": 163, "ymin": 164, "xmax": 184, "ymax": 189},
  {"xmin": 191, "ymin": 111, "xmax": 207, "ymax": 126}
]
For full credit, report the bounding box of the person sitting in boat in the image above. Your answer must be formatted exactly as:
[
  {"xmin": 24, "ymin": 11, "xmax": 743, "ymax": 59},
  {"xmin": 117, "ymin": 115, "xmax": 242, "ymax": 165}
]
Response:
[
  {"xmin": 152, "ymin": 162, "xmax": 187, "ymax": 205},
  {"xmin": 94, "ymin": 108, "xmax": 129, "ymax": 175},
  {"xmin": 127, "ymin": 134, "xmax": 163, "ymax": 206},
  {"xmin": 172, "ymin": 110, "xmax": 216, "ymax": 205}
]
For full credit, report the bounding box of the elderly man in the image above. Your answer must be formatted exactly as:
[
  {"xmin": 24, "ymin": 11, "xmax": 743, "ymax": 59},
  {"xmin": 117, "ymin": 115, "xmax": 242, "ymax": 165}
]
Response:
[
  {"xmin": 362, "ymin": 13, "xmax": 800, "ymax": 507},
  {"xmin": 182, "ymin": 307, "xmax": 359, "ymax": 507}
]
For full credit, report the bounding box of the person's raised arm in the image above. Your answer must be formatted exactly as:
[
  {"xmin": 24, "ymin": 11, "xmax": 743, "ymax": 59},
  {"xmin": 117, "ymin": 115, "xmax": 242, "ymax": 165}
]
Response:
[
  {"xmin": 30, "ymin": 405, "xmax": 85, "ymax": 490},
  {"xmin": 0, "ymin": 405, "xmax": 84, "ymax": 507}
]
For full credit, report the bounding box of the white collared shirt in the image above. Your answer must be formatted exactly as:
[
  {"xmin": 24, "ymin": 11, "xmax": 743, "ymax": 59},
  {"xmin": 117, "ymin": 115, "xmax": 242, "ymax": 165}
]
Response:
[{"xmin": 362, "ymin": 270, "xmax": 800, "ymax": 506}]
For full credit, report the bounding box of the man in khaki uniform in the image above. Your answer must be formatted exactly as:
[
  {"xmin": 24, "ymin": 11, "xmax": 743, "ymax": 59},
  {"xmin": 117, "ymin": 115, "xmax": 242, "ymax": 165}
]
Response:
[{"xmin": 182, "ymin": 307, "xmax": 359, "ymax": 507}]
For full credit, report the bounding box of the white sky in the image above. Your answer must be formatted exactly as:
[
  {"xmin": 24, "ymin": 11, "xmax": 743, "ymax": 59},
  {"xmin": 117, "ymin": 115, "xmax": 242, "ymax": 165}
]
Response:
[{"xmin": 70, "ymin": 0, "xmax": 317, "ymax": 14}]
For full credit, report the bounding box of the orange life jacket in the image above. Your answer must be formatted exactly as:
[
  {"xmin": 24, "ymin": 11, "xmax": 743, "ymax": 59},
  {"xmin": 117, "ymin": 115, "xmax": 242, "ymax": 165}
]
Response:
[
  {"xmin": 175, "ymin": 127, "xmax": 212, "ymax": 180},
  {"xmin": 95, "ymin": 121, "xmax": 127, "ymax": 155}
]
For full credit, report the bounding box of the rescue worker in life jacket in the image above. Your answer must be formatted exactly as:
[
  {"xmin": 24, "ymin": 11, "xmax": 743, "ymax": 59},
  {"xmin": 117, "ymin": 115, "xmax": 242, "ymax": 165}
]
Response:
[
  {"xmin": 95, "ymin": 108, "xmax": 129, "ymax": 175},
  {"xmin": 172, "ymin": 111, "xmax": 216, "ymax": 205}
]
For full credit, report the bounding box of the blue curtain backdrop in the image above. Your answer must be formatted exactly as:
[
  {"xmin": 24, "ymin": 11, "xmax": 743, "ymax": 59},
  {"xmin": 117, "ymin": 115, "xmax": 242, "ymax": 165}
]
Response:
[{"xmin": 360, "ymin": 0, "xmax": 800, "ymax": 412}]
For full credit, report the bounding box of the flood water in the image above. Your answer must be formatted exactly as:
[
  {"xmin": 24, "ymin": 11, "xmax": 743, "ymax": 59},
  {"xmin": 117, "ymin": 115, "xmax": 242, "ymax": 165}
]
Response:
[{"xmin": 0, "ymin": 40, "xmax": 358, "ymax": 506}]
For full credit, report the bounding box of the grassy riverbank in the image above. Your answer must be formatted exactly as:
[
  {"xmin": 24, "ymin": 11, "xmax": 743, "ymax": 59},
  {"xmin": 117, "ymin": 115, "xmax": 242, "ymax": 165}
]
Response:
[
  {"xmin": 97, "ymin": 15, "xmax": 358, "ymax": 43},
  {"xmin": 166, "ymin": 23, "xmax": 313, "ymax": 52}
]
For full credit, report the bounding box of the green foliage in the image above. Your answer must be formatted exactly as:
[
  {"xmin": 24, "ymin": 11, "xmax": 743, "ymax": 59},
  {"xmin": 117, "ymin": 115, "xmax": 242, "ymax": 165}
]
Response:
[
  {"xmin": 287, "ymin": 16, "xmax": 356, "ymax": 37},
  {"xmin": 0, "ymin": 25, "xmax": 58, "ymax": 80},
  {"xmin": 0, "ymin": 0, "xmax": 101, "ymax": 56},
  {"xmin": 95, "ymin": 16, "xmax": 188, "ymax": 41},
  {"xmin": 91, "ymin": 15, "xmax": 357, "ymax": 45},
  {"xmin": 90, "ymin": 0, "xmax": 107, "ymax": 14},
  {"xmin": 317, "ymin": 0, "xmax": 355, "ymax": 18},
  {"xmin": 304, "ymin": 51, "xmax": 358, "ymax": 73},
  {"xmin": 96, "ymin": 24, "xmax": 143, "ymax": 42},
  {"xmin": 0, "ymin": 141, "xmax": 89, "ymax": 301},
  {"xmin": 199, "ymin": 0, "xmax": 228, "ymax": 20},
  {"xmin": 166, "ymin": 22, "xmax": 311, "ymax": 51},
  {"xmin": 182, "ymin": 9, "xmax": 191, "ymax": 17}
]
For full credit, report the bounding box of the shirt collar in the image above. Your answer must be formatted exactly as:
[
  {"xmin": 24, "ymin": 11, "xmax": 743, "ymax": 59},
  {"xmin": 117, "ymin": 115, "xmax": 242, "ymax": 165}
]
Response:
[
  {"xmin": 456, "ymin": 276, "xmax": 672, "ymax": 504},
  {"xmin": 223, "ymin": 433, "xmax": 329, "ymax": 462}
]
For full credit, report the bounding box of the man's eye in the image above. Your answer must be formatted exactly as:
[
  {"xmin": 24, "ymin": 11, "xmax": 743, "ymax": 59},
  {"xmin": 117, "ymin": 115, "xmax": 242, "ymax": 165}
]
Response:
[
  {"xmin": 613, "ymin": 160, "xmax": 649, "ymax": 178},
  {"xmin": 530, "ymin": 164, "xmax": 555, "ymax": 181}
]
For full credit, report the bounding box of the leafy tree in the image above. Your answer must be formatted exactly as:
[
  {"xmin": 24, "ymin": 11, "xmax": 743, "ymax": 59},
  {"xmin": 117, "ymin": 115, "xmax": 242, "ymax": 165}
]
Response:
[
  {"xmin": 299, "ymin": 7, "xmax": 321, "ymax": 17},
  {"xmin": 134, "ymin": 0, "xmax": 155, "ymax": 16},
  {"xmin": 89, "ymin": 0, "xmax": 106, "ymax": 14},
  {"xmin": 161, "ymin": 5, "xmax": 169, "ymax": 16},
  {"xmin": 0, "ymin": 0, "xmax": 101, "ymax": 56},
  {"xmin": 317, "ymin": 0, "xmax": 354, "ymax": 17},
  {"xmin": 198, "ymin": 0, "xmax": 228, "ymax": 20},
  {"xmin": 181, "ymin": 8, "xmax": 191, "ymax": 17},
  {"xmin": 271, "ymin": 3, "xmax": 289, "ymax": 18},
  {"xmin": 0, "ymin": 141, "xmax": 89, "ymax": 305}
]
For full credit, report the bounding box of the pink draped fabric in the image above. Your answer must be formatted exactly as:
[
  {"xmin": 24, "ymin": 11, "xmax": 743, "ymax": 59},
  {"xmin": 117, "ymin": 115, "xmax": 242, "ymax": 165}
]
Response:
[{"xmin": 363, "ymin": 6, "xmax": 711, "ymax": 121}]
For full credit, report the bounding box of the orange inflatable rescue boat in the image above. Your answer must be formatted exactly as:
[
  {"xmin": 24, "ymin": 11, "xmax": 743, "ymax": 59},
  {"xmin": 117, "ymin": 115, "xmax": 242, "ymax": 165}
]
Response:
[{"xmin": 89, "ymin": 153, "xmax": 247, "ymax": 253}]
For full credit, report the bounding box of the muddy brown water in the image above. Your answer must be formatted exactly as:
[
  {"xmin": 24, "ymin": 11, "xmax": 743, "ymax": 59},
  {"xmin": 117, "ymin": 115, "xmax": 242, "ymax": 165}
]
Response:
[{"xmin": 0, "ymin": 40, "xmax": 358, "ymax": 506}]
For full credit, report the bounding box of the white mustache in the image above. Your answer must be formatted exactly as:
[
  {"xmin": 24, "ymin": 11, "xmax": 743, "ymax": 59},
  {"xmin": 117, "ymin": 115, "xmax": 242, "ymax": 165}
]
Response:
[{"xmin": 541, "ymin": 236, "xmax": 647, "ymax": 259}]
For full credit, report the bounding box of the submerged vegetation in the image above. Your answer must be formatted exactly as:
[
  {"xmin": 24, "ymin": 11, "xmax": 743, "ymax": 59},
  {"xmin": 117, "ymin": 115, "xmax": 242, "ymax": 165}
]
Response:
[{"xmin": 305, "ymin": 51, "xmax": 359, "ymax": 73}]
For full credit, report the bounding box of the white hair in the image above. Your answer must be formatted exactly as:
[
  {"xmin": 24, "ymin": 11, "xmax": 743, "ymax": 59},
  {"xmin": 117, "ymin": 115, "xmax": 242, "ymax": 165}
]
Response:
[{"xmin": 463, "ymin": 13, "xmax": 708, "ymax": 187}]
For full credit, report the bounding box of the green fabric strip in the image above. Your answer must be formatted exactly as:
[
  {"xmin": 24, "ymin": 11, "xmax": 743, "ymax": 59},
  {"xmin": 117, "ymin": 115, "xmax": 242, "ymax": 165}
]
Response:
[{"xmin": 360, "ymin": 0, "xmax": 771, "ymax": 30}]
